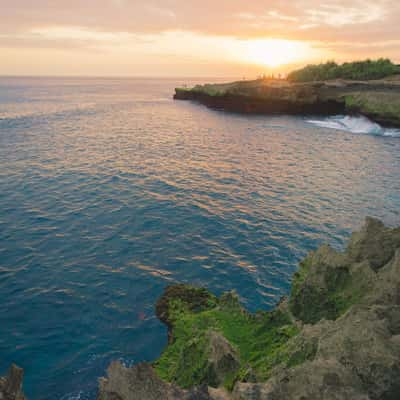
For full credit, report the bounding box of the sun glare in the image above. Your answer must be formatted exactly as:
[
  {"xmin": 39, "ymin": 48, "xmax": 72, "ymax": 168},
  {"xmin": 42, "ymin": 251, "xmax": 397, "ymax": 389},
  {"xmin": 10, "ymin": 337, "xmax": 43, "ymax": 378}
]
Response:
[{"xmin": 246, "ymin": 39, "xmax": 312, "ymax": 68}]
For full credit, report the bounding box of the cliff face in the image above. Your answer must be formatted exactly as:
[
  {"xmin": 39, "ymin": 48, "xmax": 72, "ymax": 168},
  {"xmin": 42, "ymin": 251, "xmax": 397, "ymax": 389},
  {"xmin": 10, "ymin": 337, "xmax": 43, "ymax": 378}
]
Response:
[
  {"xmin": 98, "ymin": 218, "xmax": 400, "ymax": 400},
  {"xmin": 4, "ymin": 218, "xmax": 400, "ymax": 399},
  {"xmin": 174, "ymin": 78, "xmax": 400, "ymax": 127}
]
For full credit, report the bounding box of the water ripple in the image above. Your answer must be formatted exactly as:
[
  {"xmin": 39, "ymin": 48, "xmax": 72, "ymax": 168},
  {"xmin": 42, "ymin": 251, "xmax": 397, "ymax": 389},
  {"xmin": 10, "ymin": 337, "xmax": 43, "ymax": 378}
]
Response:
[{"xmin": 0, "ymin": 77, "xmax": 399, "ymax": 400}]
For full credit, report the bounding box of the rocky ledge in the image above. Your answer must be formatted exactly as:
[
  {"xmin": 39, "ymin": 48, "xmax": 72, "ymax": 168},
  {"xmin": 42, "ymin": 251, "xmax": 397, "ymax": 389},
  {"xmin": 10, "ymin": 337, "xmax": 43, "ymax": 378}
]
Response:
[
  {"xmin": 174, "ymin": 77, "xmax": 400, "ymax": 127},
  {"xmin": 98, "ymin": 218, "xmax": 400, "ymax": 400},
  {"xmin": 3, "ymin": 218, "xmax": 400, "ymax": 400}
]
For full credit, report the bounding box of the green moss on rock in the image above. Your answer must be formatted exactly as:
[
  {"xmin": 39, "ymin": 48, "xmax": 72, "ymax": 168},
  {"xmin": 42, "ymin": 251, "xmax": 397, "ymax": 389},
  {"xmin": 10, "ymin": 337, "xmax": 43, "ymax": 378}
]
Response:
[
  {"xmin": 289, "ymin": 257, "xmax": 371, "ymax": 324},
  {"xmin": 152, "ymin": 218, "xmax": 400, "ymax": 394},
  {"xmin": 154, "ymin": 287, "xmax": 298, "ymax": 389},
  {"xmin": 344, "ymin": 92, "xmax": 400, "ymax": 126}
]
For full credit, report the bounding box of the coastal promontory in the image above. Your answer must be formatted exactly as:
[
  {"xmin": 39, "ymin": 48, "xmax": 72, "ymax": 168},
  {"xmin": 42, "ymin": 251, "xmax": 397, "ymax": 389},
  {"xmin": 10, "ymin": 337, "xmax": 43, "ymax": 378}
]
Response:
[
  {"xmin": 3, "ymin": 218, "xmax": 400, "ymax": 399},
  {"xmin": 96, "ymin": 217, "xmax": 400, "ymax": 400},
  {"xmin": 174, "ymin": 61, "xmax": 400, "ymax": 128}
]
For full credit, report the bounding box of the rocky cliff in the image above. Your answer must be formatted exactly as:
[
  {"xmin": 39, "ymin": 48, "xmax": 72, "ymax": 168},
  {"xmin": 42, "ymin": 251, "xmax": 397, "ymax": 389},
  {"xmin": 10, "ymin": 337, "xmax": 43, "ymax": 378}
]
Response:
[
  {"xmin": 98, "ymin": 218, "xmax": 400, "ymax": 400},
  {"xmin": 174, "ymin": 78, "xmax": 400, "ymax": 127},
  {"xmin": 3, "ymin": 218, "xmax": 400, "ymax": 400}
]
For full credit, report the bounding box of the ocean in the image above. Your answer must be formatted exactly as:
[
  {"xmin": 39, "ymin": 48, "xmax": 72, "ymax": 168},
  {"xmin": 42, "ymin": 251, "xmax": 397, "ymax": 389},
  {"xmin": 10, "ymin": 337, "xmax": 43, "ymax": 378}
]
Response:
[{"xmin": 0, "ymin": 77, "xmax": 399, "ymax": 399}]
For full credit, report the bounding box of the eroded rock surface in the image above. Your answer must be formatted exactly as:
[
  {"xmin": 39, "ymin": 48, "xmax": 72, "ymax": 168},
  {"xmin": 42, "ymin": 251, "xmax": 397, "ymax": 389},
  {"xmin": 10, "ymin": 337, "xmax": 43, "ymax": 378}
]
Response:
[
  {"xmin": 0, "ymin": 364, "xmax": 25, "ymax": 400},
  {"xmin": 97, "ymin": 362, "xmax": 213, "ymax": 400},
  {"xmin": 98, "ymin": 218, "xmax": 400, "ymax": 400},
  {"xmin": 232, "ymin": 218, "xmax": 400, "ymax": 400},
  {"xmin": 5, "ymin": 218, "xmax": 400, "ymax": 400}
]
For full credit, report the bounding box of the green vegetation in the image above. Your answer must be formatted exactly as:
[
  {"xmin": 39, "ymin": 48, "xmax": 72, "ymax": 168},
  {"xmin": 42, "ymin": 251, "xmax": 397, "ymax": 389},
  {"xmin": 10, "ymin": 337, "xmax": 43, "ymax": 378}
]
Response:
[
  {"xmin": 288, "ymin": 59, "xmax": 400, "ymax": 82},
  {"xmin": 153, "ymin": 232, "xmax": 381, "ymax": 391},
  {"xmin": 154, "ymin": 252, "xmax": 374, "ymax": 389},
  {"xmin": 344, "ymin": 92, "xmax": 400, "ymax": 125},
  {"xmin": 289, "ymin": 256, "xmax": 371, "ymax": 324},
  {"xmin": 154, "ymin": 291, "xmax": 300, "ymax": 390}
]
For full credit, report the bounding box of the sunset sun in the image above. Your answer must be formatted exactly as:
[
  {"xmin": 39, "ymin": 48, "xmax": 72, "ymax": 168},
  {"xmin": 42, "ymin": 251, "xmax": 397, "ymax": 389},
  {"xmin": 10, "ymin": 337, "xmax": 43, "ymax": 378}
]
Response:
[{"xmin": 246, "ymin": 39, "xmax": 313, "ymax": 68}]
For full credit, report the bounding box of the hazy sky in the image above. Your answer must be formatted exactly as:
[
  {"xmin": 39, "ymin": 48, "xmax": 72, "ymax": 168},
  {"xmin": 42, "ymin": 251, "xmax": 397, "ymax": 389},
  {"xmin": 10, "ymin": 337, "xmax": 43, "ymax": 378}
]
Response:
[{"xmin": 1, "ymin": 0, "xmax": 399, "ymax": 77}]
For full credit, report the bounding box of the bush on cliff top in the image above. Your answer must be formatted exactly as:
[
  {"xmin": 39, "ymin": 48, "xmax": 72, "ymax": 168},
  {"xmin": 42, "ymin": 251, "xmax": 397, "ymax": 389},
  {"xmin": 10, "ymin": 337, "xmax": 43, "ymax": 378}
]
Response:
[{"xmin": 288, "ymin": 59, "xmax": 400, "ymax": 82}]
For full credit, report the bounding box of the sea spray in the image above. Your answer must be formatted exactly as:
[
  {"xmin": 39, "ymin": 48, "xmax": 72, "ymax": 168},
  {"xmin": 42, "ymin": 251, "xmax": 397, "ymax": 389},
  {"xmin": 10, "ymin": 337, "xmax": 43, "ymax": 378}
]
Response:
[{"xmin": 307, "ymin": 115, "xmax": 400, "ymax": 137}]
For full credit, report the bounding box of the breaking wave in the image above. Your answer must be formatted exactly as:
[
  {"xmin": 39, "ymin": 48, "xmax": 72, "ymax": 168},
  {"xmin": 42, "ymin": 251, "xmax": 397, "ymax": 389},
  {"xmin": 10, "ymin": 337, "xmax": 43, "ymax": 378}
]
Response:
[{"xmin": 306, "ymin": 115, "xmax": 400, "ymax": 137}]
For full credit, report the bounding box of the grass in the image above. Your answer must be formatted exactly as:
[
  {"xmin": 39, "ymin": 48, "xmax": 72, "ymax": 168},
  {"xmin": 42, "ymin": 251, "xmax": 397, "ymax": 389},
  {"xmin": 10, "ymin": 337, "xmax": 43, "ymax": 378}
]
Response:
[
  {"xmin": 154, "ymin": 296, "xmax": 300, "ymax": 389},
  {"xmin": 345, "ymin": 92, "xmax": 400, "ymax": 124},
  {"xmin": 154, "ymin": 244, "xmax": 375, "ymax": 390}
]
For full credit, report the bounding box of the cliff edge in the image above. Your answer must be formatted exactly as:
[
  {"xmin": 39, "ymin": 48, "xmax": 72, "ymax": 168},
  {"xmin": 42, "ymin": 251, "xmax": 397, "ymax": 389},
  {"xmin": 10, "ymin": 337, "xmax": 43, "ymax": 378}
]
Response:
[
  {"xmin": 98, "ymin": 217, "xmax": 400, "ymax": 400},
  {"xmin": 3, "ymin": 218, "xmax": 400, "ymax": 399},
  {"xmin": 174, "ymin": 78, "xmax": 400, "ymax": 128}
]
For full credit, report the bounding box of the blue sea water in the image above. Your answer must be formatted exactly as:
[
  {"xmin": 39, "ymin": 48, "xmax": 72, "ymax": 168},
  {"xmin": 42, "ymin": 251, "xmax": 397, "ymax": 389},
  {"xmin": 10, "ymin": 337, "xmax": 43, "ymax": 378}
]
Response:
[{"xmin": 0, "ymin": 77, "xmax": 399, "ymax": 400}]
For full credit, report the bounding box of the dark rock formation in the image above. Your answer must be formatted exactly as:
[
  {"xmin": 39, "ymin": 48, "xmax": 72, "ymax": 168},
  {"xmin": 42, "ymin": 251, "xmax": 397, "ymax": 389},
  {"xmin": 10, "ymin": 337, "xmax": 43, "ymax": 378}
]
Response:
[
  {"xmin": 174, "ymin": 78, "xmax": 400, "ymax": 127},
  {"xmin": 155, "ymin": 284, "xmax": 218, "ymax": 342},
  {"xmin": 0, "ymin": 364, "xmax": 26, "ymax": 400}
]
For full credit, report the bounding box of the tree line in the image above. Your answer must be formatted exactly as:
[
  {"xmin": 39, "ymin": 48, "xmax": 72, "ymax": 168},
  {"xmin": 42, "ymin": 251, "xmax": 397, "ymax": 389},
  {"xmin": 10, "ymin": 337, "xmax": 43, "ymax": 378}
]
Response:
[{"xmin": 287, "ymin": 59, "xmax": 400, "ymax": 82}]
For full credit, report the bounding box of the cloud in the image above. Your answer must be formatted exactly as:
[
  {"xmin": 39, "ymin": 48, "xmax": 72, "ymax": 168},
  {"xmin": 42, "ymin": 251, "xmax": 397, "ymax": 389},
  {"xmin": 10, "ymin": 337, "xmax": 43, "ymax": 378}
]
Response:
[
  {"xmin": 305, "ymin": 2, "xmax": 386, "ymax": 27},
  {"xmin": 1, "ymin": 1, "xmax": 397, "ymax": 38},
  {"xmin": 0, "ymin": 0, "xmax": 399, "ymax": 75}
]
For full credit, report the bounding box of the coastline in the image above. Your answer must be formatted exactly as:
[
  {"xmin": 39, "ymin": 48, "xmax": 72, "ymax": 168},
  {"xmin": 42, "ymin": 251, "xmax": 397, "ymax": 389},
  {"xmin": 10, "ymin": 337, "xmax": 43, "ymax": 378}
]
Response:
[
  {"xmin": 3, "ymin": 217, "xmax": 400, "ymax": 399},
  {"xmin": 174, "ymin": 77, "xmax": 400, "ymax": 128},
  {"xmin": 97, "ymin": 217, "xmax": 400, "ymax": 399}
]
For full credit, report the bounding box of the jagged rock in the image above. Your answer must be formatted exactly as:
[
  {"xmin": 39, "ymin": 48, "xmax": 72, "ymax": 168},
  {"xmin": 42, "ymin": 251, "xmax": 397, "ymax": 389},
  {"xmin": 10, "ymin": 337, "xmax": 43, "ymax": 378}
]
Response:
[
  {"xmin": 99, "ymin": 217, "xmax": 400, "ymax": 400},
  {"xmin": 346, "ymin": 217, "xmax": 400, "ymax": 270},
  {"xmin": 97, "ymin": 362, "xmax": 212, "ymax": 400},
  {"xmin": 206, "ymin": 331, "xmax": 240, "ymax": 387},
  {"xmin": 233, "ymin": 359, "xmax": 370, "ymax": 400},
  {"xmin": 0, "ymin": 364, "xmax": 26, "ymax": 400},
  {"xmin": 208, "ymin": 388, "xmax": 232, "ymax": 400},
  {"xmin": 231, "ymin": 218, "xmax": 400, "ymax": 400}
]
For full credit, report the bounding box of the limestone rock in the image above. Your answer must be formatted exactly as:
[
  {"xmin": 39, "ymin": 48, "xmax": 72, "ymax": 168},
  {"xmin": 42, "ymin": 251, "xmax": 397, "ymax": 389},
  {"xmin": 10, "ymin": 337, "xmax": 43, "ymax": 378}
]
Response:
[
  {"xmin": 233, "ymin": 359, "xmax": 370, "ymax": 400},
  {"xmin": 231, "ymin": 218, "xmax": 400, "ymax": 400},
  {"xmin": 99, "ymin": 218, "xmax": 400, "ymax": 400},
  {"xmin": 346, "ymin": 217, "xmax": 400, "ymax": 270},
  {"xmin": 206, "ymin": 331, "xmax": 240, "ymax": 387},
  {"xmin": 0, "ymin": 365, "xmax": 26, "ymax": 400},
  {"xmin": 97, "ymin": 362, "xmax": 212, "ymax": 400}
]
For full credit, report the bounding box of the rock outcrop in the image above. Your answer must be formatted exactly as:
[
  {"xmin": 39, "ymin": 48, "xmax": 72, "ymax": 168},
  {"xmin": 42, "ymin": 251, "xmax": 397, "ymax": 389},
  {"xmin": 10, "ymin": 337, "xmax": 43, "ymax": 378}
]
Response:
[
  {"xmin": 0, "ymin": 364, "xmax": 26, "ymax": 400},
  {"xmin": 97, "ymin": 362, "xmax": 212, "ymax": 400},
  {"xmin": 4, "ymin": 218, "xmax": 400, "ymax": 400},
  {"xmin": 98, "ymin": 217, "xmax": 400, "ymax": 400},
  {"xmin": 174, "ymin": 78, "xmax": 400, "ymax": 127}
]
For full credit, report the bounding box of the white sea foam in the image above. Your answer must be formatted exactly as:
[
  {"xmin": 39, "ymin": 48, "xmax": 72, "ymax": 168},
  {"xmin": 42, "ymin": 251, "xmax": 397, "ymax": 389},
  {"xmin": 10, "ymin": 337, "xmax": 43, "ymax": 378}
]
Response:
[{"xmin": 306, "ymin": 115, "xmax": 400, "ymax": 137}]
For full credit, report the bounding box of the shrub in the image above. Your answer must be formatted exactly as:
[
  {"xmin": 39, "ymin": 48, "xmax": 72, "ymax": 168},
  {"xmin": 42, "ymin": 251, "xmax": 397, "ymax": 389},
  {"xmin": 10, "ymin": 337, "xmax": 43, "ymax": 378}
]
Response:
[{"xmin": 288, "ymin": 59, "xmax": 400, "ymax": 82}]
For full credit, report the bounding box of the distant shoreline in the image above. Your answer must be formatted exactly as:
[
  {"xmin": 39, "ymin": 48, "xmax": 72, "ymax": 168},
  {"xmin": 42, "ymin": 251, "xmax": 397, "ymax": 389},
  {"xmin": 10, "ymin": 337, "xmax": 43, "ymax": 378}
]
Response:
[{"xmin": 174, "ymin": 76, "xmax": 400, "ymax": 128}]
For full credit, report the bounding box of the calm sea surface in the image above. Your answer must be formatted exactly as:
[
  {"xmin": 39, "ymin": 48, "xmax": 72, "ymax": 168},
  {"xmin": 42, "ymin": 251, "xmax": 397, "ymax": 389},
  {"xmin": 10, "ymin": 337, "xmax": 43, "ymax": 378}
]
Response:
[{"xmin": 0, "ymin": 77, "xmax": 399, "ymax": 399}]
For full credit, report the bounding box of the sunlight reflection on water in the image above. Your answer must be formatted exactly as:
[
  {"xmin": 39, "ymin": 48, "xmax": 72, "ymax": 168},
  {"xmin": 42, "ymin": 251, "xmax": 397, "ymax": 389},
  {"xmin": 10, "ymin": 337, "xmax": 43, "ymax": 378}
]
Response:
[{"xmin": 0, "ymin": 77, "xmax": 399, "ymax": 399}]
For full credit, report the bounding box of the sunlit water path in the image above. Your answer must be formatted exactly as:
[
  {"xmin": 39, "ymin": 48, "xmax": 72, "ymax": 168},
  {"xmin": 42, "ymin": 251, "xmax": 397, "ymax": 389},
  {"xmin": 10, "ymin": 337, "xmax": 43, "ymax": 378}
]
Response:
[{"xmin": 0, "ymin": 77, "xmax": 399, "ymax": 399}]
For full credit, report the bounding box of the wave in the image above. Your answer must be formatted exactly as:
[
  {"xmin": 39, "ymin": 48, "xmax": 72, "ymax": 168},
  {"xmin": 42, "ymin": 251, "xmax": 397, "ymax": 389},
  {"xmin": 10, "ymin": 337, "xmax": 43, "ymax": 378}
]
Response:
[{"xmin": 306, "ymin": 115, "xmax": 400, "ymax": 138}]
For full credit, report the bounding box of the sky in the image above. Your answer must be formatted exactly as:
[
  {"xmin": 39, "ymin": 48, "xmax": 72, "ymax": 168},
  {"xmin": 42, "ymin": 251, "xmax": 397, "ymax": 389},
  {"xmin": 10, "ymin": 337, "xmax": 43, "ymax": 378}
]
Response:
[{"xmin": 1, "ymin": 0, "xmax": 399, "ymax": 77}]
